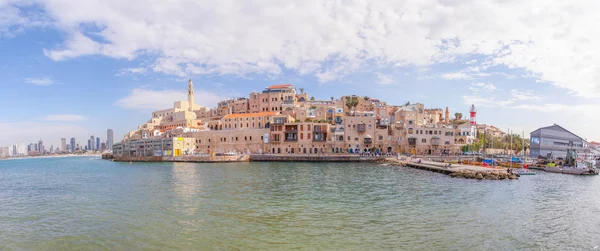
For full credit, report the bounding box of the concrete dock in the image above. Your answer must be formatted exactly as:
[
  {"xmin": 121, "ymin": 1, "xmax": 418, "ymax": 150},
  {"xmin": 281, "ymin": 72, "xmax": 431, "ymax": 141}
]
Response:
[{"xmin": 383, "ymin": 158, "xmax": 518, "ymax": 180}]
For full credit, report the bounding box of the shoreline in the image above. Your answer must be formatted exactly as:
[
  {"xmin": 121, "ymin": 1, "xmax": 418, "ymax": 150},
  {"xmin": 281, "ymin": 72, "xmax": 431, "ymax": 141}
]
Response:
[{"xmin": 0, "ymin": 154, "xmax": 102, "ymax": 161}]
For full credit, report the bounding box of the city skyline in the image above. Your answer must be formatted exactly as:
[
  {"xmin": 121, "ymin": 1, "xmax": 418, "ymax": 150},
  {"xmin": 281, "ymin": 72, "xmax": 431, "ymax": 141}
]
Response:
[{"xmin": 2, "ymin": 1, "xmax": 600, "ymax": 147}]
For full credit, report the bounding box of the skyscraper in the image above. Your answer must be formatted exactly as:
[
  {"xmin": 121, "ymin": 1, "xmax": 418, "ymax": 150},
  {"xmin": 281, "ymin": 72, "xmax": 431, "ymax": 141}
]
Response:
[
  {"xmin": 70, "ymin": 138, "xmax": 76, "ymax": 152},
  {"xmin": 107, "ymin": 129, "xmax": 114, "ymax": 150},
  {"xmin": 96, "ymin": 137, "xmax": 100, "ymax": 151},
  {"xmin": 89, "ymin": 136, "xmax": 95, "ymax": 150},
  {"xmin": 61, "ymin": 138, "xmax": 66, "ymax": 152},
  {"xmin": 38, "ymin": 139, "xmax": 44, "ymax": 154},
  {"xmin": 87, "ymin": 139, "xmax": 92, "ymax": 151}
]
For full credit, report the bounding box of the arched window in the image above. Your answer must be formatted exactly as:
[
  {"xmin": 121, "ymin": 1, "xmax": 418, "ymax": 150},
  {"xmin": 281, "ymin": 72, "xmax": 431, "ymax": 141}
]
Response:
[{"xmin": 378, "ymin": 135, "xmax": 383, "ymax": 140}]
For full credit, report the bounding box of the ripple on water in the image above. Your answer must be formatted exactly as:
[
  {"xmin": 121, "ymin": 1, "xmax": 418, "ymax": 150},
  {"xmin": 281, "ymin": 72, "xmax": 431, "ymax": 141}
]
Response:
[{"xmin": 1, "ymin": 158, "xmax": 600, "ymax": 250}]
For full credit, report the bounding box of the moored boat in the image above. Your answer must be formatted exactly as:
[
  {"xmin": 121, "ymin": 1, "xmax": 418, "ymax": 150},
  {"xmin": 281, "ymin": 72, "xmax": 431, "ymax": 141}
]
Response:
[{"xmin": 542, "ymin": 149, "xmax": 599, "ymax": 175}]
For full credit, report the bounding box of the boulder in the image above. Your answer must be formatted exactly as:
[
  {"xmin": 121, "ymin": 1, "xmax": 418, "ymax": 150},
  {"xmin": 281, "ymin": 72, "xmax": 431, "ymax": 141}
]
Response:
[{"xmin": 475, "ymin": 173, "xmax": 484, "ymax": 179}]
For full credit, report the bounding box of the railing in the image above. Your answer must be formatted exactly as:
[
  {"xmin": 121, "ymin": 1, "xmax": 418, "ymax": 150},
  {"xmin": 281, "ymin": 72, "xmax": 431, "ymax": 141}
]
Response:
[
  {"xmin": 364, "ymin": 138, "xmax": 372, "ymax": 144},
  {"xmin": 357, "ymin": 124, "xmax": 366, "ymax": 132}
]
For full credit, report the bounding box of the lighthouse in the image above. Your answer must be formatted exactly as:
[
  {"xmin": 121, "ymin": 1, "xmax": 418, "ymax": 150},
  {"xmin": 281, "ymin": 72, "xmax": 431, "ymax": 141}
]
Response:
[{"xmin": 469, "ymin": 104, "xmax": 477, "ymax": 125}]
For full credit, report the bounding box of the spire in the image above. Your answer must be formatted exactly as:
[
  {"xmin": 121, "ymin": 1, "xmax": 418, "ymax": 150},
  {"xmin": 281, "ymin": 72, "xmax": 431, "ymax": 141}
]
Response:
[
  {"xmin": 445, "ymin": 106, "xmax": 449, "ymax": 125},
  {"xmin": 188, "ymin": 79, "xmax": 195, "ymax": 111}
]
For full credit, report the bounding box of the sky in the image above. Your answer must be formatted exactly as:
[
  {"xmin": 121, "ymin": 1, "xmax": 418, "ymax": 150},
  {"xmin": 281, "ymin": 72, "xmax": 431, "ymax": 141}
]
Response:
[{"xmin": 2, "ymin": 0, "xmax": 600, "ymax": 148}]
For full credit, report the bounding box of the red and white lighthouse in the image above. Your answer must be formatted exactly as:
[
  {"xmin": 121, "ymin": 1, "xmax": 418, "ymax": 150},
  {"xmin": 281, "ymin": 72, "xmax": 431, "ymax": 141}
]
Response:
[{"xmin": 469, "ymin": 104, "xmax": 477, "ymax": 125}]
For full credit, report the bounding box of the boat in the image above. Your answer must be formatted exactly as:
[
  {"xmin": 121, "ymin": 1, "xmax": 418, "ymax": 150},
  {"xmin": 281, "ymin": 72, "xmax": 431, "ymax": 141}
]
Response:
[
  {"xmin": 543, "ymin": 149, "xmax": 599, "ymax": 175},
  {"xmin": 515, "ymin": 169, "xmax": 536, "ymax": 175}
]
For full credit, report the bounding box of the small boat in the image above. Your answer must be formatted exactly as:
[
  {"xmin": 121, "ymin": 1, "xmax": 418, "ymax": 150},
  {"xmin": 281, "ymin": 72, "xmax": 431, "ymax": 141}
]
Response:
[
  {"xmin": 543, "ymin": 149, "xmax": 599, "ymax": 175},
  {"xmin": 515, "ymin": 169, "xmax": 536, "ymax": 175}
]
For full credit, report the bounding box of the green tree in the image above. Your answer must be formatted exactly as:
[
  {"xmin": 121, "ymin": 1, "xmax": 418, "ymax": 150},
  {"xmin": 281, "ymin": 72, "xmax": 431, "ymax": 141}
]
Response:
[
  {"xmin": 310, "ymin": 96, "xmax": 315, "ymax": 101},
  {"xmin": 300, "ymin": 88, "xmax": 304, "ymax": 94},
  {"xmin": 404, "ymin": 101, "xmax": 411, "ymax": 106},
  {"xmin": 330, "ymin": 96, "xmax": 334, "ymax": 101},
  {"xmin": 345, "ymin": 96, "xmax": 359, "ymax": 116},
  {"xmin": 364, "ymin": 96, "xmax": 370, "ymax": 101}
]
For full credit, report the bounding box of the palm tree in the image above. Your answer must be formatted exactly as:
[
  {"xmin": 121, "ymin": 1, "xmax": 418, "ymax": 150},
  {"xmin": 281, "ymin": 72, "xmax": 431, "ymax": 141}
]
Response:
[
  {"xmin": 310, "ymin": 96, "xmax": 315, "ymax": 101},
  {"xmin": 454, "ymin": 112, "xmax": 459, "ymax": 120},
  {"xmin": 458, "ymin": 113, "xmax": 463, "ymax": 120},
  {"xmin": 330, "ymin": 96, "xmax": 334, "ymax": 101},
  {"xmin": 404, "ymin": 101, "xmax": 411, "ymax": 106},
  {"xmin": 345, "ymin": 96, "xmax": 359, "ymax": 116},
  {"xmin": 300, "ymin": 88, "xmax": 304, "ymax": 94}
]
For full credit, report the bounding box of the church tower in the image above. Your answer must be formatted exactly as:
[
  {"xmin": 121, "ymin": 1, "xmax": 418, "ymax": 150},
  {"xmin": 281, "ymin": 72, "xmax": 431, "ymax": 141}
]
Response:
[
  {"xmin": 188, "ymin": 79, "xmax": 195, "ymax": 111},
  {"xmin": 445, "ymin": 106, "xmax": 449, "ymax": 125}
]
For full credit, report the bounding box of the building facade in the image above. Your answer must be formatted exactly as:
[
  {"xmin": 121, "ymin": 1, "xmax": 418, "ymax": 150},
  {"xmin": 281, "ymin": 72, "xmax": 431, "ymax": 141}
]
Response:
[{"xmin": 530, "ymin": 124, "xmax": 591, "ymax": 158}]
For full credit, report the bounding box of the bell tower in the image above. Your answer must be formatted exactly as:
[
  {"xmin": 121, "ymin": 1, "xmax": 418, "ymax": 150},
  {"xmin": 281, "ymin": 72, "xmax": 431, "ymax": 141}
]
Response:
[{"xmin": 188, "ymin": 79, "xmax": 194, "ymax": 111}]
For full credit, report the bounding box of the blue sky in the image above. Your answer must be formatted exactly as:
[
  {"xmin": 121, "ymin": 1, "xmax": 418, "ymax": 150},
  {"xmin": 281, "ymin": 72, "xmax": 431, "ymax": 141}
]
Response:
[{"xmin": 2, "ymin": 0, "xmax": 600, "ymax": 147}]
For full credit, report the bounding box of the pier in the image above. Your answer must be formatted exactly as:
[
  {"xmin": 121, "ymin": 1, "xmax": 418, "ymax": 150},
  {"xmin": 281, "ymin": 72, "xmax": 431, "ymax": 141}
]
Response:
[{"xmin": 382, "ymin": 158, "xmax": 519, "ymax": 180}]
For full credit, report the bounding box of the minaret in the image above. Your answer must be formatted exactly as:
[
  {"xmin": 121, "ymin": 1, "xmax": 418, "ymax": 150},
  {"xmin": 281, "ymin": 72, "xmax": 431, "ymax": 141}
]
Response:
[
  {"xmin": 188, "ymin": 79, "xmax": 194, "ymax": 111},
  {"xmin": 445, "ymin": 106, "xmax": 449, "ymax": 125}
]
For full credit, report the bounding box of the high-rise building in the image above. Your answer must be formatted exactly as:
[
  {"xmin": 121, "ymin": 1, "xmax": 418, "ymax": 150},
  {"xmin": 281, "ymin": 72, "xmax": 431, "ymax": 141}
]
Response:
[
  {"xmin": 0, "ymin": 147, "xmax": 8, "ymax": 158},
  {"xmin": 96, "ymin": 137, "xmax": 100, "ymax": 151},
  {"xmin": 107, "ymin": 129, "xmax": 114, "ymax": 150},
  {"xmin": 70, "ymin": 138, "xmax": 76, "ymax": 152},
  {"xmin": 89, "ymin": 136, "xmax": 95, "ymax": 150},
  {"xmin": 61, "ymin": 138, "xmax": 66, "ymax": 152},
  {"xmin": 49, "ymin": 145, "xmax": 54, "ymax": 153},
  {"xmin": 38, "ymin": 139, "xmax": 44, "ymax": 155},
  {"xmin": 87, "ymin": 139, "xmax": 92, "ymax": 151},
  {"xmin": 101, "ymin": 142, "xmax": 106, "ymax": 151}
]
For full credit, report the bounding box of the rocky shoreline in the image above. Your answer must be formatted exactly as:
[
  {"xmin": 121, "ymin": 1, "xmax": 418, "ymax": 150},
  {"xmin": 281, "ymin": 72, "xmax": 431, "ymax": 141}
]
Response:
[{"xmin": 379, "ymin": 158, "xmax": 519, "ymax": 180}]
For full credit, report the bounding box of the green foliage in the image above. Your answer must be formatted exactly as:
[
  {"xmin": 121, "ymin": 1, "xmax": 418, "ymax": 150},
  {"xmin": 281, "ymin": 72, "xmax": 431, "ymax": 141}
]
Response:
[
  {"xmin": 345, "ymin": 96, "xmax": 360, "ymax": 116},
  {"xmin": 299, "ymin": 88, "xmax": 304, "ymax": 94},
  {"xmin": 364, "ymin": 96, "xmax": 370, "ymax": 101},
  {"xmin": 310, "ymin": 96, "xmax": 315, "ymax": 100}
]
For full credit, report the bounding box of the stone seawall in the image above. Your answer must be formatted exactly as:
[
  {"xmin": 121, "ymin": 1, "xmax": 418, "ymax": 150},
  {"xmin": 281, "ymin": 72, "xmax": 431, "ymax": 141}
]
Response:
[
  {"xmin": 113, "ymin": 155, "xmax": 249, "ymax": 163},
  {"xmin": 112, "ymin": 154, "xmax": 381, "ymax": 163},
  {"xmin": 249, "ymin": 154, "xmax": 383, "ymax": 162}
]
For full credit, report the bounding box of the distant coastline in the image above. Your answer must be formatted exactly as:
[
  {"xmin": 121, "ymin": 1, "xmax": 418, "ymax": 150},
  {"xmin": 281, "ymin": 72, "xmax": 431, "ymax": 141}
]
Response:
[{"xmin": 0, "ymin": 153, "xmax": 102, "ymax": 161}]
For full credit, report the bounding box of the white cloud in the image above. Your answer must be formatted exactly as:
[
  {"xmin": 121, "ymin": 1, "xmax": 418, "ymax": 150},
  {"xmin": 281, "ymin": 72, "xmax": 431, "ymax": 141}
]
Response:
[
  {"xmin": 441, "ymin": 72, "xmax": 472, "ymax": 80},
  {"xmin": 117, "ymin": 67, "xmax": 147, "ymax": 76},
  {"xmin": 25, "ymin": 77, "xmax": 53, "ymax": 86},
  {"xmin": 469, "ymin": 82, "xmax": 497, "ymax": 92},
  {"xmin": 3, "ymin": 0, "xmax": 600, "ymax": 96},
  {"xmin": 115, "ymin": 88, "xmax": 226, "ymax": 110},
  {"xmin": 44, "ymin": 114, "xmax": 86, "ymax": 121},
  {"xmin": 375, "ymin": 72, "xmax": 394, "ymax": 85}
]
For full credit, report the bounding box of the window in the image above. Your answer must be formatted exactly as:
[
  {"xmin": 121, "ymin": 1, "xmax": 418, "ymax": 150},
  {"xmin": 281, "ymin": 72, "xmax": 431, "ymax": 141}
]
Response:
[
  {"xmin": 300, "ymin": 133, "xmax": 304, "ymax": 140},
  {"xmin": 250, "ymin": 136, "xmax": 252, "ymax": 141},
  {"xmin": 422, "ymin": 139, "xmax": 426, "ymax": 143},
  {"xmin": 378, "ymin": 135, "xmax": 383, "ymax": 140},
  {"xmin": 348, "ymin": 136, "xmax": 350, "ymax": 141},
  {"xmin": 408, "ymin": 128, "xmax": 413, "ymax": 134}
]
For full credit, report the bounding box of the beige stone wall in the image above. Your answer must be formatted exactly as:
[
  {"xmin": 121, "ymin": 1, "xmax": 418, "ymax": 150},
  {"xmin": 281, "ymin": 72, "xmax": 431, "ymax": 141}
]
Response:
[{"xmin": 192, "ymin": 129, "xmax": 269, "ymax": 154}]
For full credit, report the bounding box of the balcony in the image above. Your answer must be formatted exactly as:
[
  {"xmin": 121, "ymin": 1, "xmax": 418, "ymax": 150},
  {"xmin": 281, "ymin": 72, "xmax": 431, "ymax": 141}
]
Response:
[
  {"xmin": 364, "ymin": 134, "xmax": 372, "ymax": 144},
  {"xmin": 313, "ymin": 133, "xmax": 327, "ymax": 141},
  {"xmin": 408, "ymin": 138, "xmax": 417, "ymax": 146},
  {"xmin": 431, "ymin": 137, "xmax": 440, "ymax": 146},
  {"xmin": 272, "ymin": 118, "xmax": 287, "ymax": 125},
  {"xmin": 357, "ymin": 124, "xmax": 366, "ymax": 132},
  {"xmin": 283, "ymin": 100, "xmax": 294, "ymax": 105},
  {"xmin": 284, "ymin": 129, "xmax": 298, "ymax": 133}
]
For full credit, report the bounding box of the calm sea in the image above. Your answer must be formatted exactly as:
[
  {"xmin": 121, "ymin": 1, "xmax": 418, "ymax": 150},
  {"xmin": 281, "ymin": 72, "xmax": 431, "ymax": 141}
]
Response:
[{"xmin": 1, "ymin": 157, "xmax": 599, "ymax": 250}]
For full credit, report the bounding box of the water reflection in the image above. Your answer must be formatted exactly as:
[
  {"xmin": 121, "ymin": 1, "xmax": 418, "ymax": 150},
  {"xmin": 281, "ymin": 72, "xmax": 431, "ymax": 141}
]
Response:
[{"xmin": 171, "ymin": 162, "xmax": 202, "ymax": 216}]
